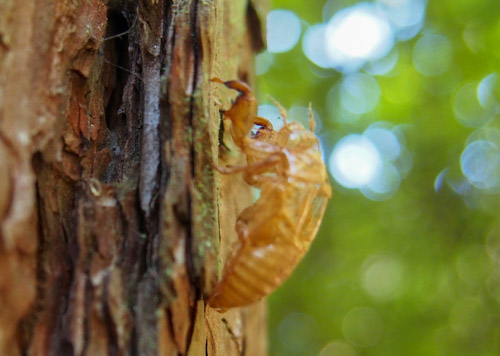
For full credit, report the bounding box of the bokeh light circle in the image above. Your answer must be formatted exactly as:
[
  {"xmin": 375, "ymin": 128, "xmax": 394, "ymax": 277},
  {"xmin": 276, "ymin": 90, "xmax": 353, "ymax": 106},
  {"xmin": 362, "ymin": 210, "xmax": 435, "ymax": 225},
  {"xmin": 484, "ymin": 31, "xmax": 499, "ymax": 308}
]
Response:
[
  {"xmin": 329, "ymin": 124, "xmax": 408, "ymax": 199},
  {"xmin": 258, "ymin": 104, "xmax": 285, "ymax": 130},
  {"xmin": 340, "ymin": 73, "xmax": 381, "ymax": 114},
  {"xmin": 364, "ymin": 49, "xmax": 399, "ymax": 75},
  {"xmin": 362, "ymin": 162, "xmax": 401, "ymax": 200},
  {"xmin": 362, "ymin": 255, "xmax": 404, "ymax": 300},
  {"xmin": 453, "ymin": 82, "xmax": 495, "ymax": 127},
  {"xmin": 477, "ymin": 73, "xmax": 499, "ymax": 110},
  {"xmin": 342, "ymin": 306, "xmax": 383, "ymax": 347},
  {"xmin": 364, "ymin": 125, "xmax": 401, "ymax": 161},
  {"xmin": 255, "ymin": 51, "xmax": 274, "ymax": 75},
  {"xmin": 319, "ymin": 341, "xmax": 358, "ymax": 356},
  {"xmin": 267, "ymin": 10, "xmax": 302, "ymax": 53},
  {"xmin": 303, "ymin": 24, "xmax": 331, "ymax": 68},
  {"xmin": 278, "ymin": 312, "xmax": 318, "ymax": 353},
  {"xmin": 460, "ymin": 140, "xmax": 500, "ymax": 189},
  {"xmin": 413, "ymin": 34, "xmax": 453, "ymax": 76},
  {"xmin": 325, "ymin": 3, "xmax": 394, "ymax": 71},
  {"xmin": 329, "ymin": 134, "xmax": 383, "ymax": 189},
  {"xmin": 379, "ymin": 0, "xmax": 427, "ymax": 40}
]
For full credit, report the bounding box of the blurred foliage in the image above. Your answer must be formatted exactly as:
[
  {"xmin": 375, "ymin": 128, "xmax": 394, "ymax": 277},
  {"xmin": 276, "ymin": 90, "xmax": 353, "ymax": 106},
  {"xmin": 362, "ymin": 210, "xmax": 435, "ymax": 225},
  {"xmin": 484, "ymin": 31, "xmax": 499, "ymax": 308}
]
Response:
[{"xmin": 258, "ymin": 0, "xmax": 500, "ymax": 355}]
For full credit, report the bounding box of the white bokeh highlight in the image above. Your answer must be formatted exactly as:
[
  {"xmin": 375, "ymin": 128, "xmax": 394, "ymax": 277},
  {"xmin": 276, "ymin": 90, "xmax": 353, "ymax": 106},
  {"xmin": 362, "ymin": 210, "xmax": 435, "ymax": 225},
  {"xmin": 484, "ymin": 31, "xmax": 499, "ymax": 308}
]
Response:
[
  {"xmin": 325, "ymin": 3, "xmax": 394, "ymax": 71},
  {"xmin": 329, "ymin": 135, "xmax": 383, "ymax": 189},
  {"xmin": 329, "ymin": 124, "xmax": 407, "ymax": 200},
  {"xmin": 303, "ymin": 0, "xmax": 426, "ymax": 70},
  {"xmin": 267, "ymin": 10, "xmax": 302, "ymax": 53}
]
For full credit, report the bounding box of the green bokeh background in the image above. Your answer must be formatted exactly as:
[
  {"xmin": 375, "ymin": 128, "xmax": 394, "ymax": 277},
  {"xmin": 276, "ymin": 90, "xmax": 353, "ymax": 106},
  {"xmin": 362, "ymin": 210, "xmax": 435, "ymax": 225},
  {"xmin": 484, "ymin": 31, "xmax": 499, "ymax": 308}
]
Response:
[{"xmin": 257, "ymin": 0, "xmax": 500, "ymax": 355}]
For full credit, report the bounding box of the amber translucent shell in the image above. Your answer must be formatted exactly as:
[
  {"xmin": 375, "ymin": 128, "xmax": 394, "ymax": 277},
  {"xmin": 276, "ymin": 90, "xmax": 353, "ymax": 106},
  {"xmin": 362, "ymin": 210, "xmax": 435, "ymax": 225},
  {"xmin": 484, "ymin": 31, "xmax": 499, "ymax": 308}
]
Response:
[{"xmin": 209, "ymin": 79, "xmax": 332, "ymax": 309}]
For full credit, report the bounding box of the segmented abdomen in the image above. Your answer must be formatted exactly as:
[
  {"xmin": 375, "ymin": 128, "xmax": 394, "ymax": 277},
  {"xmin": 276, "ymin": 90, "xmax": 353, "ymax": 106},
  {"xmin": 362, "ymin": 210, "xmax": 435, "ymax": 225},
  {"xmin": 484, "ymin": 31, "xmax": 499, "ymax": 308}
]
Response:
[
  {"xmin": 208, "ymin": 184, "xmax": 329, "ymax": 308},
  {"xmin": 208, "ymin": 237, "xmax": 303, "ymax": 308}
]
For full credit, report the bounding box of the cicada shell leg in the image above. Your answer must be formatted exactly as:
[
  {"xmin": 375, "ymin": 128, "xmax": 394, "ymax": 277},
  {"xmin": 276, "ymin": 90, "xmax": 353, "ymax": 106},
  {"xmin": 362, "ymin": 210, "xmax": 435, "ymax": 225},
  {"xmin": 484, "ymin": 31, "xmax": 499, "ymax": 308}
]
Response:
[
  {"xmin": 211, "ymin": 78, "xmax": 257, "ymax": 147},
  {"xmin": 211, "ymin": 154, "xmax": 281, "ymax": 175},
  {"xmin": 308, "ymin": 103, "xmax": 316, "ymax": 132},
  {"xmin": 253, "ymin": 116, "xmax": 273, "ymax": 130},
  {"xmin": 268, "ymin": 96, "xmax": 288, "ymax": 125}
]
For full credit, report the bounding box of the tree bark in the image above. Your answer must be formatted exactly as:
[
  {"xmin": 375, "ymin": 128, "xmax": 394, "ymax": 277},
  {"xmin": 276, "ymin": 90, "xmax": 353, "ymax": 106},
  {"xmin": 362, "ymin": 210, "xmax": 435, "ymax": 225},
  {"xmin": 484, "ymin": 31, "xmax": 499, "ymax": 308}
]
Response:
[{"xmin": 0, "ymin": 0, "xmax": 268, "ymax": 354}]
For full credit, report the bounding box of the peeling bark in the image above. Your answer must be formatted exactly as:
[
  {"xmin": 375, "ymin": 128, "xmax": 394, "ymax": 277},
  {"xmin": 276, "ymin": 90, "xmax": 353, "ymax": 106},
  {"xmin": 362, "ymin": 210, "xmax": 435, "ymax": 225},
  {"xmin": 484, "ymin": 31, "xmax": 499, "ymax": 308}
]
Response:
[{"xmin": 0, "ymin": 0, "xmax": 269, "ymax": 354}]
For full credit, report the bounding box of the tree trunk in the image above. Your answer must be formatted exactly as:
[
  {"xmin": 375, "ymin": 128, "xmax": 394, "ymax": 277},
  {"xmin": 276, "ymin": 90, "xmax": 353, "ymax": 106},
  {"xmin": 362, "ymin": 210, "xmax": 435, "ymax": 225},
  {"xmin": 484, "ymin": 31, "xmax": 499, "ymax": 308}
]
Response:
[{"xmin": 0, "ymin": 0, "xmax": 268, "ymax": 354}]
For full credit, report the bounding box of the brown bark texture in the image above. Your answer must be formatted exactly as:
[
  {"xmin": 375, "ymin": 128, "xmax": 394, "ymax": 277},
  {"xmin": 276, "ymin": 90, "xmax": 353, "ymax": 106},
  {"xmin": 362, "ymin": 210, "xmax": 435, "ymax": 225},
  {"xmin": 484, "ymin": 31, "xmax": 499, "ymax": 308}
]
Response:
[{"xmin": 0, "ymin": 0, "xmax": 269, "ymax": 355}]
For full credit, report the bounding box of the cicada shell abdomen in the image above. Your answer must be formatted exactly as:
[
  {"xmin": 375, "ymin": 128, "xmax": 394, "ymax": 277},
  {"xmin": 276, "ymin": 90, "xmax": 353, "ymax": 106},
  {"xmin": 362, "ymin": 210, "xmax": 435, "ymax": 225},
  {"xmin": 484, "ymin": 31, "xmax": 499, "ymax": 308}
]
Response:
[
  {"xmin": 208, "ymin": 178, "xmax": 330, "ymax": 309},
  {"xmin": 208, "ymin": 236, "xmax": 304, "ymax": 308}
]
